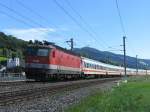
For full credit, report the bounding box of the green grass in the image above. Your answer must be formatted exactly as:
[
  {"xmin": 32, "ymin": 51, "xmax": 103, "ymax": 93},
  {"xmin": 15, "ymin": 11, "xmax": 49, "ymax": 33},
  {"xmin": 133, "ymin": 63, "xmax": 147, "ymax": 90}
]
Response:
[
  {"xmin": 66, "ymin": 77, "xmax": 150, "ymax": 112},
  {"xmin": 0, "ymin": 56, "xmax": 7, "ymax": 61}
]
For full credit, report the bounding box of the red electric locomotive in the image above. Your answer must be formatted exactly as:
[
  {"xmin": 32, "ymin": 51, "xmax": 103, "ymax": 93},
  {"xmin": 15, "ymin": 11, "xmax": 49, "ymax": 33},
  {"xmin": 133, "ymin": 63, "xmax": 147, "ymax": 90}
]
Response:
[{"xmin": 25, "ymin": 44, "xmax": 82, "ymax": 81}]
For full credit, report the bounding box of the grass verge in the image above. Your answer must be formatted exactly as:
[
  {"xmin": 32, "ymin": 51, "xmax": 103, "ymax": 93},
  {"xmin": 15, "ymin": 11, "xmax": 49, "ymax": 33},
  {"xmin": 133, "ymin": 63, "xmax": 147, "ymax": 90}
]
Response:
[
  {"xmin": 66, "ymin": 77, "xmax": 150, "ymax": 112},
  {"xmin": 0, "ymin": 56, "xmax": 7, "ymax": 61}
]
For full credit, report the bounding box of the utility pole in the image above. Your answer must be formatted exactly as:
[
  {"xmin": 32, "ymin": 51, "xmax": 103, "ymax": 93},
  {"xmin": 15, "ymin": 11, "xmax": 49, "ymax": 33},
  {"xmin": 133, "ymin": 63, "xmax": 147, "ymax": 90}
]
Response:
[
  {"xmin": 146, "ymin": 68, "xmax": 148, "ymax": 76},
  {"xmin": 70, "ymin": 38, "xmax": 73, "ymax": 51},
  {"xmin": 146, "ymin": 64, "xmax": 148, "ymax": 78},
  {"xmin": 66, "ymin": 38, "xmax": 74, "ymax": 51},
  {"xmin": 136, "ymin": 55, "xmax": 138, "ymax": 75},
  {"xmin": 123, "ymin": 36, "xmax": 127, "ymax": 79}
]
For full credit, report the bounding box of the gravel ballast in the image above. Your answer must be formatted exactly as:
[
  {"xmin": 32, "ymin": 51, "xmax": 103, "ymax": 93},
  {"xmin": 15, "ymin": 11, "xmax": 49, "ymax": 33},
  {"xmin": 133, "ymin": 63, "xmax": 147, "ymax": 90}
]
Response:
[{"xmin": 0, "ymin": 80, "xmax": 118, "ymax": 112}]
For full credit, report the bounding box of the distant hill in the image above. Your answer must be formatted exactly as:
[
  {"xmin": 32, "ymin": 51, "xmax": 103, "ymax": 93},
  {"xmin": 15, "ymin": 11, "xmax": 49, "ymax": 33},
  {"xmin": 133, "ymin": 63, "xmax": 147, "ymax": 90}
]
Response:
[
  {"xmin": 0, "ymin": 31, "xmax": 150, "ymax": 69},
  {"xmin": 73, "ymin": 47, "xmax": 150, "ymax": 69},
  {"xmin": 0, "ymin": 32, "xmax": 28, "ymax": 59},
  {"xmin": 0, "ymin": 32, "xmax": 27, "ymax": 50}
]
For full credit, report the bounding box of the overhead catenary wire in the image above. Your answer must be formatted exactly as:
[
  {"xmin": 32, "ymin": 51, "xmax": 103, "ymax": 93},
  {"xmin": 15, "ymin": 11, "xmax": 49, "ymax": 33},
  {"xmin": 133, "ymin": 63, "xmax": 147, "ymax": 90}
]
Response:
[
  {"xmin": 16, "ymin": 0, "xmax": 93, "ymax": 47},
  {"xmin": 0, "ymin": 1, "xmax": 71, "ymax": 46},
  {"xmin": 0, "ymin": 10, "xmax": 34, "ymax": 28},
  {"xmin": 53, "ymin": 0, "xmax": 107, "ymax": 49},
  {"xmin": 15, "ymin": 0, "xmax": 49, "ymax": 24},
  {"xmin": 115, "ymin": 0, "xmax": 137, "ymax": 55},
  {"xmin": 15, "ymin": 0, "xmax": 68, "ymax": 39},
  {"xmin": 16, "ymin": 0, "xmax": 106, "ymax": 49},
  {"xmin": 64, "ymin": 0, "xmax": 108, "ymax": 47},
  {"xmin": 15, "ymin": 0, "xmax": 59, "ymax": 29},
  {"xmin": 115, "ymin": 0, "xmax": 126, "ymax": 36},
  {"xmin": 0, "ymin": 2, "xmax": 45, "ymax": 28},
  {"xmin": 115, "ymin": 0, "xmax": 139, "ymax": 78},
  {"xmin": 115, "ymin": 0, "xmax": 128, "ymax": 78},
  {"xmin": 126, "ymin": 38, "xmax": 136, "ymax": 54},
  {"xmin": 53, "ymin": 0, "xmax": 94, "ymax": 37}
]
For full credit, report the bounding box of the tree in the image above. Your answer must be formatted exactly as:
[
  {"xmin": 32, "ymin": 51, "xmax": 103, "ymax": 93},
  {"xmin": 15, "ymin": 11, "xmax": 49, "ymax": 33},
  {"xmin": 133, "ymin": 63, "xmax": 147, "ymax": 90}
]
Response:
[
  {"xmin": 34, "ymin": 40, "xmax": 43, "ymax": 45},
  {"xmin": 12, "ymin": 52, "xmax": 17, "ymax": 59},
  {"xmin": 28, "ymin": 40, "xmax": 33, "ymax": 44}
]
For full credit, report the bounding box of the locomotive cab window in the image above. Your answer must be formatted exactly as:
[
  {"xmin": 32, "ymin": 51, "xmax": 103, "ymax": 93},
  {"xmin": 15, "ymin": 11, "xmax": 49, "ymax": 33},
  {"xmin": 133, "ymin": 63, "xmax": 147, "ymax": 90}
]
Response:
[
  {"xmin": 26, "ymin": 47, "xmax": 50, "ymax": 56},
  {"xmin": 37, "ymin": 49, "xmax": 49, "ymax": 56}
]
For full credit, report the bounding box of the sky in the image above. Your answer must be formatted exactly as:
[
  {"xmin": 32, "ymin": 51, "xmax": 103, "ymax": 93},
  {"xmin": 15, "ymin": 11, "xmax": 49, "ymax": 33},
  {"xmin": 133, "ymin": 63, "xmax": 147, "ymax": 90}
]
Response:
[{"xmin": 0, "ymin": 0, "xmax": 150, "ymax": 59}]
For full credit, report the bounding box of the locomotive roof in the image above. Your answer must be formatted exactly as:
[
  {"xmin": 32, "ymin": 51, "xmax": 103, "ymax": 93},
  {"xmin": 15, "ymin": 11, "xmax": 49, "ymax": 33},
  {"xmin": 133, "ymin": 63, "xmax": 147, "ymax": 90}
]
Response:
[
  {"xmin": 27, "ymin": 44, "xmax": 80, "ymax": 57},
  {"xmin": 51, "ymin": 44, "xmax": 81, "ymax": 57}
]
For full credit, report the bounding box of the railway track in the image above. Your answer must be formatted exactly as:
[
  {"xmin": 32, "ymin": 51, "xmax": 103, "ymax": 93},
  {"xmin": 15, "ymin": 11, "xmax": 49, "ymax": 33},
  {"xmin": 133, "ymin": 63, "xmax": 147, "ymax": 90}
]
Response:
[
  {"xmin": 0, "ymin": 78, "xmax": 120, "ymax": 106},
  {"xmin": 0, "ymin": 80, "xmax": 35, "ymax": 87}
]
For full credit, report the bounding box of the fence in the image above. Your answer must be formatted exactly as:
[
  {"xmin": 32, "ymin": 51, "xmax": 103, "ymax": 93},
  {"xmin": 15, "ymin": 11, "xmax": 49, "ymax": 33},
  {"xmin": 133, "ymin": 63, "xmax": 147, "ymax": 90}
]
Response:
[{"xmin": 0, "ymin": 72, "xmax": 26, "ymax": 82}]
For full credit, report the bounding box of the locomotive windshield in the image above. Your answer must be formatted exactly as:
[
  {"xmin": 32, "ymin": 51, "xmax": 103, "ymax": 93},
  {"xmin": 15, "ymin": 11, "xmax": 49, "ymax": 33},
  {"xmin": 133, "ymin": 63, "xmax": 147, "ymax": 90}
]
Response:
[{"xmin": 26, "ymin": 47, "xmax": 50, "ymax": 56}]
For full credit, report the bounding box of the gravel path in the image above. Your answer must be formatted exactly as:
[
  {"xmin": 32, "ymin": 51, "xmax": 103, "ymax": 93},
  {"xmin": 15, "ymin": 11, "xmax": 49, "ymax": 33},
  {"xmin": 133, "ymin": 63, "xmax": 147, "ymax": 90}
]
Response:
[{"xmin": 0, "ymin": 80, "xmax": 118, "ymax": 112}]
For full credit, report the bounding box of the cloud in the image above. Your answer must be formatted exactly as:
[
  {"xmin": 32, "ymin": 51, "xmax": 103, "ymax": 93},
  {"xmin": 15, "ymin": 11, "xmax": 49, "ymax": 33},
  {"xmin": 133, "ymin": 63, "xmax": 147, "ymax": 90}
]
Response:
[{"xmin": 3, "ymin": 28, "xmax": 56, "ymax": 41}]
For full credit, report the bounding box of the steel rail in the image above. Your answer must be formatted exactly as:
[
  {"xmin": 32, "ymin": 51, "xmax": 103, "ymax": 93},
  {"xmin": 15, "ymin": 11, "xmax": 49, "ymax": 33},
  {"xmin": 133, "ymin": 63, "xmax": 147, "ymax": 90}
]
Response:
[{"xmin": 0, "ymin": 78, "xmax": 120, "ymax": 106}]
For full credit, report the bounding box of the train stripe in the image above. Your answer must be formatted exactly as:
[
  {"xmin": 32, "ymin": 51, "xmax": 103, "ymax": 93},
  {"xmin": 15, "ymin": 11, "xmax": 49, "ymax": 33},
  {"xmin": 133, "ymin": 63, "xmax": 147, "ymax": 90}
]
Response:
[{"xmin": 26, "ymin": 63, "xmax": 81, "ymax": 72}]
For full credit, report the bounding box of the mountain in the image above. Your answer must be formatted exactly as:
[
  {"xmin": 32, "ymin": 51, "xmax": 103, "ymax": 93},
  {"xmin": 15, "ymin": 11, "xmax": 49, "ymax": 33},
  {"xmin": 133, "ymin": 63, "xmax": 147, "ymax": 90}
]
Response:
[
  {"xmin": 73, "ymin": 47, "xmax": 150, "ymax": 69},
  {"xmin": 0, "ymin": 31, "xmax": 150, "ymax": 69}
]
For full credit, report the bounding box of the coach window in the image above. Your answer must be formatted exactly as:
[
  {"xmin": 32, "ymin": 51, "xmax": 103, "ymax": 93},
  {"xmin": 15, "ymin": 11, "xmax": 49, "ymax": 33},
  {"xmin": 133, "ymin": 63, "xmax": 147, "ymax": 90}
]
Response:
[
  {"xmin": 87, "ymin": 63, "xmax": 89, "ymax": 68},
  {"xmin": 93, "ymin": 64, "xmax": 95, "ymax": 69},
  {"xmin": 87, "ymin": 63, "xmax": 88, "ymax": 68},
  {"xmin": 85, "ymin": 63, "xmax": 88, "ymax": 68},
  {"xmin": 90, "ymin": 64, "xmax": 92, "ymax": 68},
  {"xmin": 84, "ymin": 62, "xmax": 86, "ymax": 67},
  {"xmin": 84, "ymin": 63, "xmax": 86, "ymax": 68},
  {"xmin": 86, "ymin": 63, "xmax": 88, "ymax": 68},
  {"xmin": 97, "ymin": 65, "xmax": 99, "ymax": 69},
  {"xmin": 99, "ymin": 65, "xmax": 101, "ymax": 69}
]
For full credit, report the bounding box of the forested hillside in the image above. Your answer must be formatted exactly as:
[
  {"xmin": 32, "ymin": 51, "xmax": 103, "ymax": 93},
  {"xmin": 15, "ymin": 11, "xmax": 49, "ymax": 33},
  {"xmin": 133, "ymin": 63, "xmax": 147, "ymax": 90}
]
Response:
[{"xmin": 0, "ymin": 32, "xmax": 28, "ymax": 59}]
